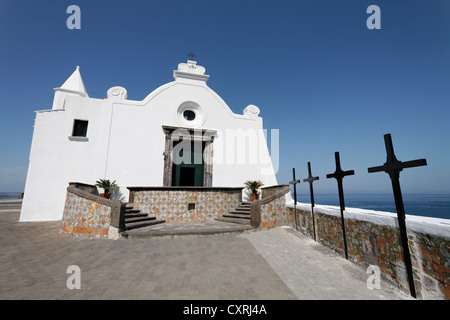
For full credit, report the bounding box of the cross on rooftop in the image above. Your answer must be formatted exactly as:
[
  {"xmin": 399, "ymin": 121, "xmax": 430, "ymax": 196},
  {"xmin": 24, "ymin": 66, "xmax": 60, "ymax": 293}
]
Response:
[
  {"xmin": 187, "ymin": 51, "xmax": 197, "ymax": 60},
  {"xmin": 368, "ymin": 133, "xmax": 427, "ymax": 298}
]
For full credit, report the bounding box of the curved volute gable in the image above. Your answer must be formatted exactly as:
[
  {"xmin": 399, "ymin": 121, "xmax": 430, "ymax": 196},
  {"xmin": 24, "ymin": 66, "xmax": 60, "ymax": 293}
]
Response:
[
  {"xmin": 144, "ymin": 82, "xmax": 259, "ymax": 129},
  {"xmin": 112, "ymin": 60, "xmax": 260, "ymax": 127}
]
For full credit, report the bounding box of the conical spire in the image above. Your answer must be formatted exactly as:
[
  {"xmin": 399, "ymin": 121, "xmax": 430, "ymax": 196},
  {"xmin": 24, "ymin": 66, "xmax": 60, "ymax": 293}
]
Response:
[
  {"xmin": 59, "ymin": 66, "xmax": 88, "ymax": 96},
  {"xmin": 52, "ymin": 66, "xmax": 88, "ymax": 109}
]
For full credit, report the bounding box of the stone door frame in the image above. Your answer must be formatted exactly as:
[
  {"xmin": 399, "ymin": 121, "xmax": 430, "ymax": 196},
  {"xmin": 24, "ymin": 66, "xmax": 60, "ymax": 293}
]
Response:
[{"xmin": 162, "ymin": 125, "xmax": 215, "ymax": 187}]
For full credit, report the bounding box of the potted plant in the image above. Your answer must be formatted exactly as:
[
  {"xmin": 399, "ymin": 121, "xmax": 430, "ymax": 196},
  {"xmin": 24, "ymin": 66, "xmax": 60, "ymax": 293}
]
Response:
[
  {"xmin": 244, "ymin": 180, "xmax": 264, "ymax": 201},
  {"xmin": 95, "ymin": 179, "xmax": 119, "ymax": 199}
]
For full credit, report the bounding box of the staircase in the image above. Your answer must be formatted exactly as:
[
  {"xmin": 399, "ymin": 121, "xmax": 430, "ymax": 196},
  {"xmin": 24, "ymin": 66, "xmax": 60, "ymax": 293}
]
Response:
[
  {"xmin": 122, "ymin": 203, "xmax": 165, "ymax": 231},
  {"xmin": 216, "ymin": 202, "xmax": 252, "ymax": 225}
]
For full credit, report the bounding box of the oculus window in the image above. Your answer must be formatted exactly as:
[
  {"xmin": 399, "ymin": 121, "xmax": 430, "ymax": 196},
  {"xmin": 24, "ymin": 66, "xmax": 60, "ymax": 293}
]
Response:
[
  {"xmin": 72, "ymin": 119, "xmax": 88, "ymax": 137},
  {"xmin": 176, "ymin": 102, "xmax": 205, "ymax": 128},
  {"xmin": 183, "ymin": 110, "xmax": 196, "ymax": 121}
]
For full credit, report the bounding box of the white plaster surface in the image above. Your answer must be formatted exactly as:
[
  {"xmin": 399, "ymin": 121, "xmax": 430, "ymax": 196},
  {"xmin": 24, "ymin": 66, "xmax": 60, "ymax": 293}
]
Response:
[{"xmin": 20, "ymin": 61, "xmax": 278, "ymax": 221}]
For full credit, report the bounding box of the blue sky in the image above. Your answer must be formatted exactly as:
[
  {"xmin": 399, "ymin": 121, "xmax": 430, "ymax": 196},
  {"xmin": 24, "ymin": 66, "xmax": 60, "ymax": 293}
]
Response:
[{"xmin": 0, "ymin": 0, "xmax": 449, "ymax": 195}]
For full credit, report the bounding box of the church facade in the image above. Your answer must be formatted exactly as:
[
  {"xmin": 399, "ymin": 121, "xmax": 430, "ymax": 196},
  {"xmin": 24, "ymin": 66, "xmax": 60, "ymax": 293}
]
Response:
[{"xmin": 20, "ymin": 60, "xmax": 279, "ymax": 222}]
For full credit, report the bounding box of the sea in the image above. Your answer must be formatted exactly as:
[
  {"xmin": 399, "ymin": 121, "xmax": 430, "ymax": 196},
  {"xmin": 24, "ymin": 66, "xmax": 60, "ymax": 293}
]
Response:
[
  {"xmin": 1, "ymin": 192, "xmax": 449, "ymax": 220},
  {"xmin": 0, "ymin": 192, "xmax": 22, "ymax": 200},
  {"xmin": 294, "ymin": 193, "xmax": 450, "ymax": 220}
]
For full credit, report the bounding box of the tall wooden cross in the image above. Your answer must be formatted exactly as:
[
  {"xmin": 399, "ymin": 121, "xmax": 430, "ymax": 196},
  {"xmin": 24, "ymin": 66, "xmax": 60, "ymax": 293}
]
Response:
[
  {"xmin": 289, "ymin": 168, "xmax": 301, "ymax": 230},
  {"xmin": 326, "ymin": 152, "xmax": 355, "ymax": 260},
  {"xmin": 187, "ymin": 51, "xmax": 197, "ymax": 60},
  {"xmin": 303, "ymin": 162, "xmax": 319, "ymax": 241},
  {"xmin": 368, "ymin": 133, "xmax": 427, "ymax": 298}
]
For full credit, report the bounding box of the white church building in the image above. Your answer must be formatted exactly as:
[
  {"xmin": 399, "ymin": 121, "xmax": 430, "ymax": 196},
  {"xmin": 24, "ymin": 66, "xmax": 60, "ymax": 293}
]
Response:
[{"xmin": 20, "ymin": 60, "xmax": 279, "ymax": 222}]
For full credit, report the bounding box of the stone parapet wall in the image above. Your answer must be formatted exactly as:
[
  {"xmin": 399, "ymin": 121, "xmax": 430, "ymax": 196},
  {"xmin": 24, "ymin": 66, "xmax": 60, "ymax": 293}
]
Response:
[
  {"xmin": 261, "ymin": 185, "xmax": 287, "ymax": 199},
  {"xmin": 250, "ymin": 185, "xmax": 290, "ymax": 228},
  {"xmin": 61, "ymin": 184, "xmax": 125, "ymax": 239},
  {"xmin": 128, "ymin": 187, "xmax": 242, "ymax": 223},
  {"xmin": 61, "ymin": 191, "xmax": 112, "ymax": 238},
  {"xmin": 285, "ymin": 202, "xmax": 450, "ymax": 300},
  {"xmin": 68, "ymin": 182, "xmax": 99, "ymax": 196},
  {"xmin": 260, "ymin": 196, "xmax": 288, "ymax": 228}
]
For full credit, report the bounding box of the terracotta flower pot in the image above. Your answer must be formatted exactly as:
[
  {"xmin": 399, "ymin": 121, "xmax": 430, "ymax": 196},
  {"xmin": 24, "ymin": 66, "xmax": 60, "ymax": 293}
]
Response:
[
  {"xmin": 100, "ymin": 193, "xmax": 111, "ymax": 199},
  {"xmin": 251, "ymin": 193, "xmax": 258, "ymax": 201}
]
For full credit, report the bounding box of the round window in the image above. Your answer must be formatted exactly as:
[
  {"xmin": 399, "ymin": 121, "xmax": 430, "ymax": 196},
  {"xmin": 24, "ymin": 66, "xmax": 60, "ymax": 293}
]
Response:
[
  {"xmin": 176, "ymin": 101, "xmax": 205, "ymax": 128},
  {"xmin": 183, "ymin": 110, "xmax": 196, "ymax": 121}
]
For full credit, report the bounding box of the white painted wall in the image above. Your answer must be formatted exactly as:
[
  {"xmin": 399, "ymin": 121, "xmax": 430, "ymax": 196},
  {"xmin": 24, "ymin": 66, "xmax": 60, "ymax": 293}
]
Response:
[{"xmin": 20, "ymin": 61, "xmax": 278, "ymax": 221}]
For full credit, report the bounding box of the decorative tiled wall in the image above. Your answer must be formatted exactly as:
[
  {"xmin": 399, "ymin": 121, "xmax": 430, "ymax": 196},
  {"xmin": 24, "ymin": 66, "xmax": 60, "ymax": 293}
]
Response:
[
  {"xmin": 248, "ymin": 185, "xmax": 290, "ymax": 228},
  {"xmin": 61, "ymin": 191, "xmax": 112, "ymax": 238},
  {"xmin": 132, "ymin": 189, "xmax": 242, "ymax": 223},
  {"xmin": 260, "ymin": 196, "xmax": 287, "ymax": 229},
  {"xmin": 285, "ymin": 206, "xmax": 450, "ymax": 300}
]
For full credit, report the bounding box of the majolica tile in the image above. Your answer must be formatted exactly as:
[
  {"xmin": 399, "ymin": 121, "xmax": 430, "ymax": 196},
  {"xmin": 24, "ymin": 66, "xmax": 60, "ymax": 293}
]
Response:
[
  {"xmin": 133, "ymin": 189, "xmax": 241, "ymax": 223},
  {"xmin": 61, "ymin": 192, "xmax": 112, "ymax": 238}
]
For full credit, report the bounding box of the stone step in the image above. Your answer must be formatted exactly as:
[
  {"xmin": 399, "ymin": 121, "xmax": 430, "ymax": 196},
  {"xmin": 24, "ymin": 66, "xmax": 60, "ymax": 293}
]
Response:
[
  {"xmin": 125, "ymin": 209, "xmax": 141, "ymax": 214},
  {"xmin": 124, "ymin": 213, "xmax": 148, "ymax": 219},
  {"xmin": 124, "ymin": 219, "xmax": 165, "ymax": 231},
  {"xmin": 215, "ymin": 217, "xmax": 250, "ymax": 226},
  {"xmin": 122, "ymin": 222, "xmax": 254, "ymax": 239},
  {"xmin": 125, "ymin": 216, "xmax": 156, "ymax": 224},
  {"xmin": 122, "ymin": 203, "xmax": 166, "ymax": 232},
  {"xmin": 231, "ymin": 208, "xmax": 250, "ymax": 214},
  {"xmin": 223, "ymin": 213, "xmax": 250, "ymax": 219}
]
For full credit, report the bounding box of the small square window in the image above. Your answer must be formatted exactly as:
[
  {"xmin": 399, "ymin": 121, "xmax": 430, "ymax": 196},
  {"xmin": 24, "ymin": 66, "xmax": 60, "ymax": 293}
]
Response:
[
  {"xmin": 188, "ymin": 203, "xmax": 196, "ymax": 211},
  {"xmin": 72, "ymin": 120, "xmax": 88, "ymax": 137}
]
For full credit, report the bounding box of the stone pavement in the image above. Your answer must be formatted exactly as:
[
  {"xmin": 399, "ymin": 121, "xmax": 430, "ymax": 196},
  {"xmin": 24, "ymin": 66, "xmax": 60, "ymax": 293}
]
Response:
[
  {"xmin": 0, "ymin": 208, "xmax": 412, "ymax": 300},
  {"xmin": 0, "ymin": 199, "xmax": 22, "ymax": 213},
  {"xmin": 240, "ymin": 227, "xmax": 412, "ymax": 300}
]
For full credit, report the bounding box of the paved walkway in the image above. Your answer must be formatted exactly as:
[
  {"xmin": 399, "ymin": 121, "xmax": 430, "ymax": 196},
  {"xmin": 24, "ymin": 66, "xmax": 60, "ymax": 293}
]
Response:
[
  {"xmin": 0, "ymin": 208, "xmax": 411, "ymax": 300},
  {"xmin": 240, "ymin": 227, "xmax": 411, "ymax": 300},
  {"xmin": 0, "ymin": 199, "xmax": 22, "ymax": 213}
]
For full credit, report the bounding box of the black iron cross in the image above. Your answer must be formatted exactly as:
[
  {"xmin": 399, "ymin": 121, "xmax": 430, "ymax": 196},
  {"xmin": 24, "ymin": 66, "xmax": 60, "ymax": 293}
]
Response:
[
  {"xmin": 303, "ymin": 162, "xmax": 319, "ymax": 241},
  {"xmin": 187, "ymin": 51, "xmax": 197, "ymax": 60},
  {"xmin": 368, "ymin": 133, "xmax": 427, "ymax": 298},
  {"xmin": 289, "ymin": 168, "xmax": 301, "ymax": 230},
  {"xmin": 326, "ymin": 152, "xmax": 355, "ymax": 260}
]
